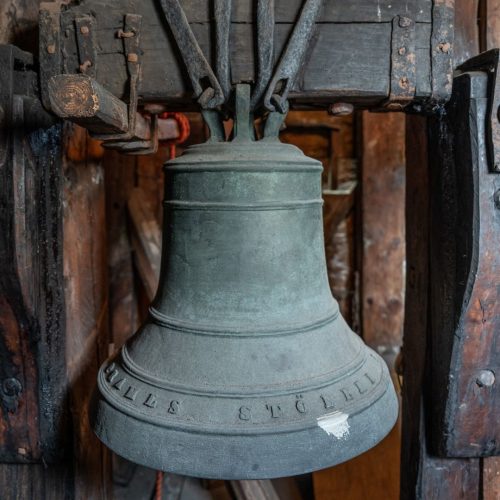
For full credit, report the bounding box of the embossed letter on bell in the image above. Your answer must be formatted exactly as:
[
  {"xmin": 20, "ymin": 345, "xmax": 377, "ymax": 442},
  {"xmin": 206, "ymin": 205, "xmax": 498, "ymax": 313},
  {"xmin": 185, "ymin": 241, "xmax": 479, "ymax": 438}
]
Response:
[{"xmin": 91, "ymin": 85, "xmax": 398, "ymax": 479}]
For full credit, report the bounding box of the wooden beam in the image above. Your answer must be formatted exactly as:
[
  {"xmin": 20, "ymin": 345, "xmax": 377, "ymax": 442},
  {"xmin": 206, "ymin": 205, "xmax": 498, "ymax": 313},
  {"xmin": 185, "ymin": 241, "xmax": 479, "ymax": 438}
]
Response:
[{"xmin": 39, "ymin": 0, "xmax": 454, "ymax": 108}]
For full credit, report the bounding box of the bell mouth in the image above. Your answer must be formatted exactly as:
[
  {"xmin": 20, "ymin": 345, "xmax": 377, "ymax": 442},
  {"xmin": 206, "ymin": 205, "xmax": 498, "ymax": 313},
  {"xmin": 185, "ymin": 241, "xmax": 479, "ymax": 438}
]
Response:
[{"xmin": 91, "ymin": 349, "xmax": 398, "ymax": 479}]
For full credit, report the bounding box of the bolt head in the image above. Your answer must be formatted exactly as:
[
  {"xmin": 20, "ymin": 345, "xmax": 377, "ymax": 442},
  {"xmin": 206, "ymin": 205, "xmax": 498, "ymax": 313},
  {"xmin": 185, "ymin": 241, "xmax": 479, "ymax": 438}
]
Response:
[
  {"xmin": 127, "ymin": 53, "xmax": 139, "ymax": 63},
  {"xmin": 2, "ymin": 378, "xmax": 22, "ymax": 396},
  {"xmin": 476, "ymin": 370, "xmax": 495, "ymax": 387},
  {"xmin": 46, "ymin": 44, "xmax": 56, "ymax": 54},
  {"xmin": 80, "ymin": 25, "xmax": 90, "ymax": 35}
]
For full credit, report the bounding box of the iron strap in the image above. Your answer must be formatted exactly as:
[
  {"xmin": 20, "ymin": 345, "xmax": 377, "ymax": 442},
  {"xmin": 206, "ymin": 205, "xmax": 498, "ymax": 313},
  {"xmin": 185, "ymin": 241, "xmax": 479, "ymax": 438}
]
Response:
[
  {"xmin": 158, "ymin": 0, "xmax": 224, "ymax": 109},
  {"xmin": 263, "ymin": 0, "xmax": 324, "ymax": 113}
]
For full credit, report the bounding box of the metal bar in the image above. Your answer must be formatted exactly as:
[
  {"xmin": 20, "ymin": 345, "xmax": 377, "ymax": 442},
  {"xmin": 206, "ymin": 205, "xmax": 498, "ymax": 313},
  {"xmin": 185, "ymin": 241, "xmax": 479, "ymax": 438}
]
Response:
[
  {"xmin": 263, "ymin": 0, "xmax": 324, "ymax": 112},
  {"xmin": 158, "ymin": 0, "xmax": 224, "ymax": 109},
  {"xmin": 214, "ymin": 0, "xmax": 232, "ymax": 102},
  {"xmin": 251, "ymin": 0, "xmax": 275, "ymax": 110}
]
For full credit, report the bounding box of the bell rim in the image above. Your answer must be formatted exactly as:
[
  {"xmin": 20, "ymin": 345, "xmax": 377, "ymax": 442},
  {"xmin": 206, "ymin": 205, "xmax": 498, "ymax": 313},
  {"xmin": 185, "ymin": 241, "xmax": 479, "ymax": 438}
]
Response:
[
  {"xmin": 91, "ymin": 378, "xmax": 399, "ymax": 480},
  {"xmin": 94, "ymin": 344, "xmax": 391, "ymax": 436}
]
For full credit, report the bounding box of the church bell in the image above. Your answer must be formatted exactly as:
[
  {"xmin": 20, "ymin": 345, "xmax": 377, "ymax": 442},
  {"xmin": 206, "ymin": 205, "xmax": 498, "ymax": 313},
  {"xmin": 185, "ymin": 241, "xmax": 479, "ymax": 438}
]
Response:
[{"xmin": 91, "ymin": 85, "xmax": 398, "ymax": 479}]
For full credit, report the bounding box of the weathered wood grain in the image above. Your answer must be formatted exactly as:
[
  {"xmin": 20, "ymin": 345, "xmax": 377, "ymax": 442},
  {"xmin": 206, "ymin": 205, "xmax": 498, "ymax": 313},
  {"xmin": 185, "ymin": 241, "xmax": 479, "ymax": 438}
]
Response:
[
  {"xmin": 0, "ymin": 44, "xmax": 66, "ymax": 464},
  {"xmin": 128, "ymin": 187, "xmax": 162, "ymax": 300},
  {"xmin": 105, "ymin": 150, "xmax": 139, "ymax": 348},
  {"xmin": 45, "ymin": 0, "xmax": 446, "ymax": 108},
  {"xmin": 427, "ymin": 70, "xmax": 500, "ymax": 457},
  {"xmin": 49, "ymin": 74, "xmax": 129, "ymax": 133},
  {"xmin": 360, "ymin": 111, "xmax": 405, "ymax": 350},
  {"xmin": 63, "ymin": 124, "xmax": 111, "ymax": 499},
  {"xmin": 314, "ymin": 425, "xmax": 401, "ymax": 500}
]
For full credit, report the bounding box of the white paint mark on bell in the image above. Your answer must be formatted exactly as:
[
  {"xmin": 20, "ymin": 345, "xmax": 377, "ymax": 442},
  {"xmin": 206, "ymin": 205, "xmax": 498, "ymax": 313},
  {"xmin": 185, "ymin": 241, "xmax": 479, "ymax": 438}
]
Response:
[{"xmin": 317, "ymin": 411, "xmax": 350, "ymax": 439}]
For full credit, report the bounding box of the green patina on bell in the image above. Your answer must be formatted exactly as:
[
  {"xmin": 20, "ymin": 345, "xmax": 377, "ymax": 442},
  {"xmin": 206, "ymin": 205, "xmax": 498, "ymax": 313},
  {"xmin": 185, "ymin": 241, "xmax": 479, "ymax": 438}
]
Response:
[{"xmin": 91, "ymin": 85, "xmax": 398, "ymax": 479}]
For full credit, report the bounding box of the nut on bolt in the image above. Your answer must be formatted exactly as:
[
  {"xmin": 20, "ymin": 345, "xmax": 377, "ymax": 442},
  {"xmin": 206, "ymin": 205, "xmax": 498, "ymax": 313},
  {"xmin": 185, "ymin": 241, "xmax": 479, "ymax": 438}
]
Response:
[{"xmin": 328, "ymin": 102, "xmax": 354, "ymax": 116}]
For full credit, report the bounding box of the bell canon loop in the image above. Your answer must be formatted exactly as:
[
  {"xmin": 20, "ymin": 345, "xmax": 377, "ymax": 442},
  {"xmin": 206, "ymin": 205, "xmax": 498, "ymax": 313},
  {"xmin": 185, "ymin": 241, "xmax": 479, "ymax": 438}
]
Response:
[{"xmin": 91, "ymin": 85, "xmax": 398, "ymax": 479}]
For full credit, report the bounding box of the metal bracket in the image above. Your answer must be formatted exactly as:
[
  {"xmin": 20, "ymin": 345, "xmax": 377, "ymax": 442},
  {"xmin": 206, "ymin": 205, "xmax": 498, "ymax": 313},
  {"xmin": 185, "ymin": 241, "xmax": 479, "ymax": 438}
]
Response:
[
  {"xmin": 91, "ymin": 13, "xmax": 162, "ymax": 154},
  {"xmin": 94, "ymin": 13, "xmax": 142, "ymax": 144},
  {"xmin": 384, "ymin": 15, "xmax": 416, "ymax": 110},
  {"xmin": 75, "ymin": 15, "xmax": 97, "ymax": 77},
  {"xmin": 458, "ymin": 49, "xmax": 500, "ymax": 173}
]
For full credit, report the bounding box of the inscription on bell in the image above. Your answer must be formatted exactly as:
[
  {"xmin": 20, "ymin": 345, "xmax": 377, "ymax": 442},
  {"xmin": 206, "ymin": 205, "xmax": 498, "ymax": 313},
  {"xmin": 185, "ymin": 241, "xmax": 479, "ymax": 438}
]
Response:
[
  {"xmin": 266, "ymin": 404, "xmax": 282, "ymax": 418},
  {"xmin": 112, "ymin": 378, "xmax": 127, "ymax": 391},
  {"xmin": 143, "ymin": 394, "xmax": 158, "ymax": 408},
  {"xmin": 320, "ymin": 394, "xmax": 335, "ymax": 410},
  {"xmin": 124, "ymin": 386, "xmax": 138, "ymax": 401},
  {"xmin": 295, "ymin": 395, "xmax": 307, "ymax": 414},
  {"xmin": 168, "ymin": 400, "xmax": 180, "ymax": 414},
  {"xmin": 106, "ymin": 368, "xmax": 119, "ymax": 383},
  {"xmin": 238, "ymin": 406, "xmax": 251, "ymax": 421}
]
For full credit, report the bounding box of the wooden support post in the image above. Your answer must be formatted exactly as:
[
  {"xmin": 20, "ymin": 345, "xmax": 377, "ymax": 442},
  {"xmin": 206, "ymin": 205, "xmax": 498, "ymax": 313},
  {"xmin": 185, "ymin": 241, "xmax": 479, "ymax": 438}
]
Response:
[
  {"xmin": 63, "ymin": 124, "xmax": 111, "ymax": 499},
  {"xmin": 400, "ymin": 114, "xmax": 482, "ymax": 500},
  {"xmin": 360, "ymin": 111, "xmax": 406, "ymax": 356}
]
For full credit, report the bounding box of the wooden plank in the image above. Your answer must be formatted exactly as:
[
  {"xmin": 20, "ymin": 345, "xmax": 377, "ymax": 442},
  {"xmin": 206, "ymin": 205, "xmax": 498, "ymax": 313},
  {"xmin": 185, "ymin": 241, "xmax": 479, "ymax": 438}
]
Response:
[
  {"xmin": 314, "ymin": 424, "xmax": 401, "ymax": 500},
  {"xmin": 128, "ymin": 187, "xmax": 162, "ymax": 301},
  {"xmin": 105, "ymin": 150, "xmax": 139, "ymax": 349},
  {"xmin": 63, "ymin": 124, "xmax": 111, "ymax": 499},
  {"xmin": 454, "ymin": 0, "xmax": 479, "ymax": 65},
  {"xmin": 360, "ymin": 111, "xmax": 405, "ymax": 351},
  {"xmin": 483, "ymin": 457, "xmax": 500, "ymax": 500}
]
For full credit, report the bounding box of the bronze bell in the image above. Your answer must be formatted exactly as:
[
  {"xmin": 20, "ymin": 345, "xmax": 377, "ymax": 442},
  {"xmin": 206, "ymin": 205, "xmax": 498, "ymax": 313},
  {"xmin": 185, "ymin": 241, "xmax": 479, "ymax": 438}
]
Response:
[{"xmin": 91, "ymin": 85, "xmax": 398, "ymax": 479}]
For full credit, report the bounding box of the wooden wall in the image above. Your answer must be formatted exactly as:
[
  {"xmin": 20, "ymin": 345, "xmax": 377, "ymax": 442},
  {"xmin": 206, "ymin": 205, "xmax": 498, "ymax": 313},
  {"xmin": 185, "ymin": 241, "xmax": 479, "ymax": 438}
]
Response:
[{"xmin": 1, "ymin": 1, "xmax": 500, "ymax": 499}]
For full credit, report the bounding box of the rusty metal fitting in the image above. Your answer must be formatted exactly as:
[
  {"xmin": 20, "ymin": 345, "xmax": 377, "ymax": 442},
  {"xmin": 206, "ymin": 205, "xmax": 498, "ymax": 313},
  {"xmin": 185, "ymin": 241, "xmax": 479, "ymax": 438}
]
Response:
[
  {"xmin": 438, "ymin": 42, "xmax": 451, "ymax": 53},
  {"xmin": 399, "ymin": 77, "xmax": 410, "ymax": 89},
  {"xmin": 328, "ymin": 102, "xmax": 354, "ymax": 116},
  {"xmin": 80, "ymin": 25, "xmax": 90, "ymax": 35},
  {"xmin": 127, "ymin": 53, "xmax": 139, "ymax": 63},
  {"xmin": 117, "ymin": 29, "xmax": 136, "ymax": 39},
  {"xmin": 79, "ymin": 60, "xmax": 92, "ymax": 73}
]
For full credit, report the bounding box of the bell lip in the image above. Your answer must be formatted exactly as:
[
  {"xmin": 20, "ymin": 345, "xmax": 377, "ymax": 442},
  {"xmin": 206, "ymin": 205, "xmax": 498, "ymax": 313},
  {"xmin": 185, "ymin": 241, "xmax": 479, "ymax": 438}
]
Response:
[{"xmin": 90, "ymin": 373, "xmax": 399, "ymax": 480}]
